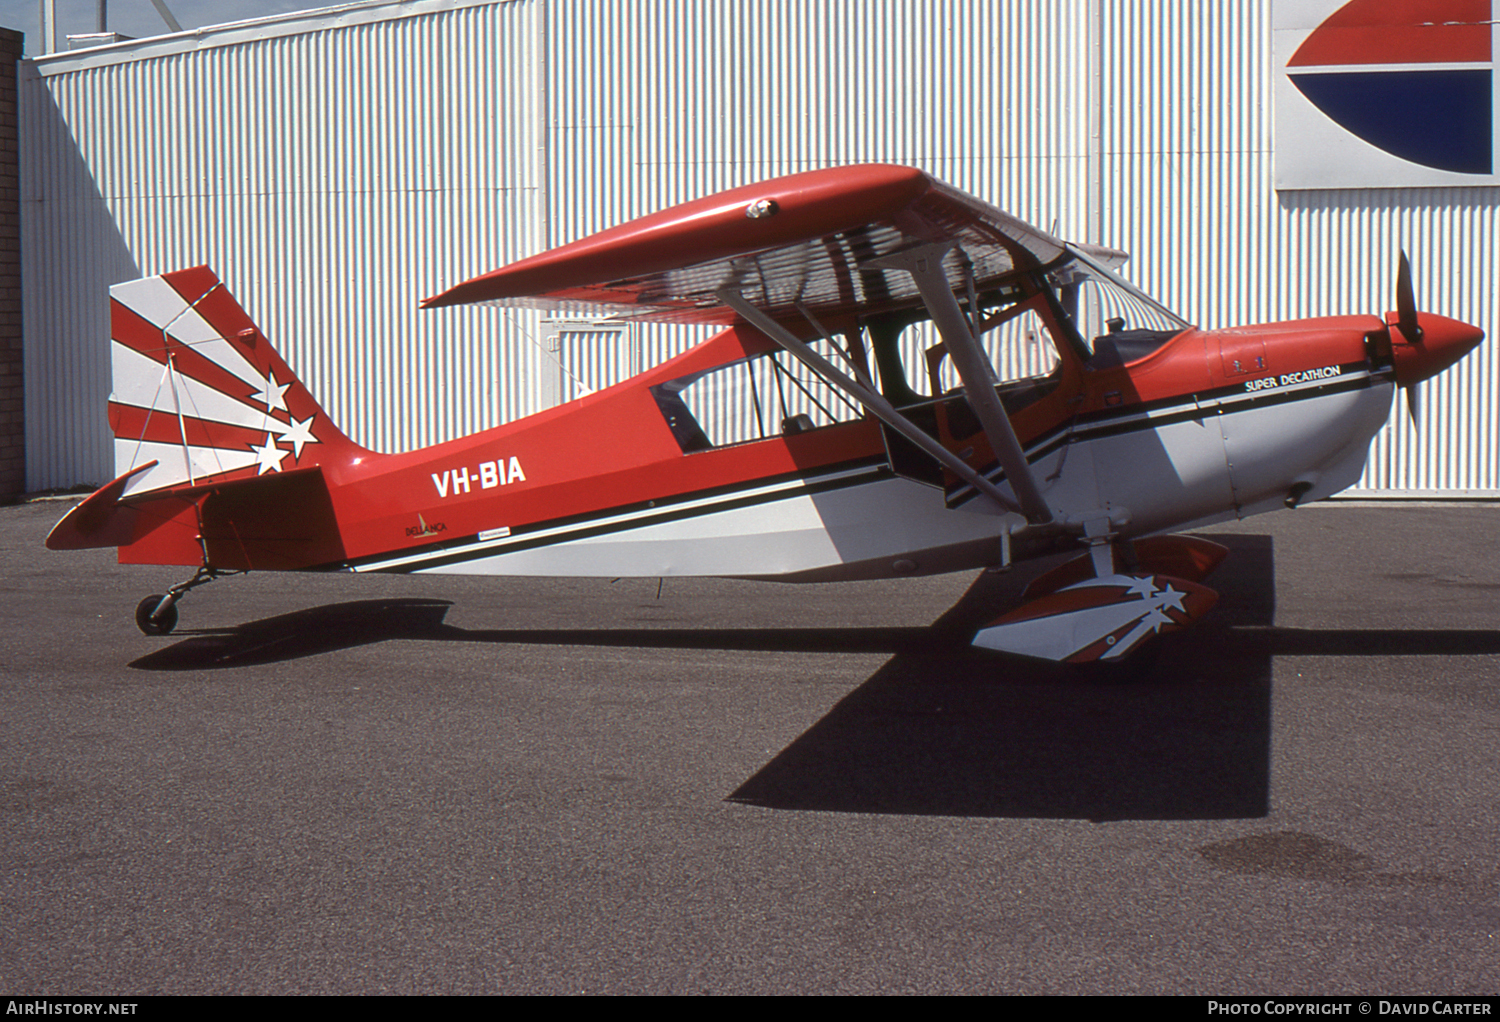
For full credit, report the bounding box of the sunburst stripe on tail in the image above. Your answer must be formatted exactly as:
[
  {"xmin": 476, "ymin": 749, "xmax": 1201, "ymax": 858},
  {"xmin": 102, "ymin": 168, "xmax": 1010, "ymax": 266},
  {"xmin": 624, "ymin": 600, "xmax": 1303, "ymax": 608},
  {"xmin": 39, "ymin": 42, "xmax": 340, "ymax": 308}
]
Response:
[{"xmin": 107, "ymin": 267, "xmax": 362, "ymax": 498}]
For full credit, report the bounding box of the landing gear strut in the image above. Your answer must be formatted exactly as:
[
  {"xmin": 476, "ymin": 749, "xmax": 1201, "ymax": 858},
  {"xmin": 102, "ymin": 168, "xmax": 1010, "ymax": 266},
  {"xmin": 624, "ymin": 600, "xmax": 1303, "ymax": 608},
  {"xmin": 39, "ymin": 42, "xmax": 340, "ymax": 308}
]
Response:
[{"xmin": 134, "ymin": 565, "xmax": 239, "ymax": 636}]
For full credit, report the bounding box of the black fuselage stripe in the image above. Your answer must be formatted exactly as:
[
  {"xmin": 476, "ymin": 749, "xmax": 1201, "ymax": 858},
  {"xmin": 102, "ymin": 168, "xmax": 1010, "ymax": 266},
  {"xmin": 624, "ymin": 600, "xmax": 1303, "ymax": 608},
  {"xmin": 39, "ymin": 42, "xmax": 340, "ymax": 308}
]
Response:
[
  {"xmin": 947, "ymin": 364, "xmax": 1385, "ymax": 506},
  {"xmin": 1042, "ymin": 369, "xmax": 1378, "ymax": 453},
  {"xmin": 349, "ymin": 458, "xmax": 893, "ymax": 574}
]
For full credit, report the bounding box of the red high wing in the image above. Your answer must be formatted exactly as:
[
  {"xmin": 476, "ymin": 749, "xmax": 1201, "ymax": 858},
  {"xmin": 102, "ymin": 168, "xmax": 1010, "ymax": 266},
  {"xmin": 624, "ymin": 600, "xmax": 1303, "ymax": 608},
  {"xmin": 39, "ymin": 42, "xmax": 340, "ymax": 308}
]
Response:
[{"xmin": 421, "ymin": 164, "xmax": 1069, "ymax": 323}]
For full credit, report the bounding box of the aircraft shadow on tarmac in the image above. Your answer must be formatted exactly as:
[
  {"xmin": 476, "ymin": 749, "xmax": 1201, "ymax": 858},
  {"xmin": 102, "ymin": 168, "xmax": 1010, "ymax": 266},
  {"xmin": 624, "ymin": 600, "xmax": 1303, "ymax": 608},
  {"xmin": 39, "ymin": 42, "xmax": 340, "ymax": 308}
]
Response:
[{"xmin": 128, "ymin": 535, "xmax": 1500, "ymax": 821}]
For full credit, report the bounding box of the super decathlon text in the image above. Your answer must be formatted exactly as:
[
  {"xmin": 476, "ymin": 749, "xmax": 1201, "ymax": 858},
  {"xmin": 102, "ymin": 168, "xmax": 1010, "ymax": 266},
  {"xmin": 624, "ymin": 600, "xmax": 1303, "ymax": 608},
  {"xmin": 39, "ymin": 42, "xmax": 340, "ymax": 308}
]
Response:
[
  {"xmin": 6, "ymin": 1005, "xmax": 137, "ymax": 1015},
  {"xmin": 431, "ymin": 457, "xmax": 527, "ymax": 498},
  {"xmin": 1245, "ymin": 364, "xmax": 1343, "ymax": 393}
]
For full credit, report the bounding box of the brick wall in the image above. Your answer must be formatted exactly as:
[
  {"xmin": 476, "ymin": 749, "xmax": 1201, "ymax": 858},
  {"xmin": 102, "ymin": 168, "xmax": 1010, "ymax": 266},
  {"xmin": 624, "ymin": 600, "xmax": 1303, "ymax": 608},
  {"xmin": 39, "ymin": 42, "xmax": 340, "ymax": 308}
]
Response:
[{"xmin": 0, "ymin": 28, "xmax": 20, "ymax": 502}]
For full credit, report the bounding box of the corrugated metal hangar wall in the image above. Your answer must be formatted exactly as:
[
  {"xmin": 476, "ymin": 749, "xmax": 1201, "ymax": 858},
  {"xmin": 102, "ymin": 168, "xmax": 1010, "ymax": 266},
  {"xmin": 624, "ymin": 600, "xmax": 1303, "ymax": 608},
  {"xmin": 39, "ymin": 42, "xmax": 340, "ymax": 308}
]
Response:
[{"xmin": 19, "ymin": 0, "xmax": 1500, "ymax": 494}]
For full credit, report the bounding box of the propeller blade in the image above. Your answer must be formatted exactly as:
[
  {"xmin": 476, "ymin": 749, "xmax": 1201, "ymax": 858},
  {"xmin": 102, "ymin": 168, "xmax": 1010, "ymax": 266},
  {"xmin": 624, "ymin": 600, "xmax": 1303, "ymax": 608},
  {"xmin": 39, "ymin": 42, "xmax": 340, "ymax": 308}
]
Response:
[
  {"xmin": 1406, "ymin": 382, "xmax": 1420, "ymax": 429},
  {"xmin": 1396, "ymin": 251, "xmax": 1423, "ymax": 344}
]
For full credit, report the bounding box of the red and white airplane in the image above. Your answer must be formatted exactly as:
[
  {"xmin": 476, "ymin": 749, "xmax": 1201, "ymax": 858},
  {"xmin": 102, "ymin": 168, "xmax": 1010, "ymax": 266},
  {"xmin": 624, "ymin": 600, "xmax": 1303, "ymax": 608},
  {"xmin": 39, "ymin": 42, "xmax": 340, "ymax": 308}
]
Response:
[{"xmin": 47, "ymin": 164, "xmax": 1484, "ymax": 663}]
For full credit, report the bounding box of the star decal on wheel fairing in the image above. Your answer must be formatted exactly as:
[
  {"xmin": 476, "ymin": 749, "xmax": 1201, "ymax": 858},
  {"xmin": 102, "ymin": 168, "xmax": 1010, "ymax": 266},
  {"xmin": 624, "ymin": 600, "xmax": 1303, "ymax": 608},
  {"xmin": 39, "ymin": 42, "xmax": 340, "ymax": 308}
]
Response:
[
  {"xmin": 1084, "ymin": 579, "xmax": 1191, "ymax": 659},
  {"xmin": 971, "ymin": 573, "xmax": 1211, "ymax": 663},
  {"xmin": 1073, "ymin": 575, "xmax": 1190, "ymax": 628}
]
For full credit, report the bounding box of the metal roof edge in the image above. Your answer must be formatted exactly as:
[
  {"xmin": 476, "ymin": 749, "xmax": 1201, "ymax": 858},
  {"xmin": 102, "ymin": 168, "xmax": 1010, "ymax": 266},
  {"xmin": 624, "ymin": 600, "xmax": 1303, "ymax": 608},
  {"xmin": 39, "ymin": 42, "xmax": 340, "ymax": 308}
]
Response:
[{"xmin": 23, "ymin": 0, "xmax": 523, "ymax": 75}]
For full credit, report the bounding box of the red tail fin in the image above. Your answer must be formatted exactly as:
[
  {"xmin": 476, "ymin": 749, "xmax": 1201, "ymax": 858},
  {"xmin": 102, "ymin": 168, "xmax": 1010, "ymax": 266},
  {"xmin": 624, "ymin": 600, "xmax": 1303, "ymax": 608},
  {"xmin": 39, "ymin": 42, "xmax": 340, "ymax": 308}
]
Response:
[
  {"xmin": 107, "ymin": 265, "xmax": 361, "ymax": 498},
  {"xmin": 49, "ymin": 267, "xmax": 361, "ymax": 569}
]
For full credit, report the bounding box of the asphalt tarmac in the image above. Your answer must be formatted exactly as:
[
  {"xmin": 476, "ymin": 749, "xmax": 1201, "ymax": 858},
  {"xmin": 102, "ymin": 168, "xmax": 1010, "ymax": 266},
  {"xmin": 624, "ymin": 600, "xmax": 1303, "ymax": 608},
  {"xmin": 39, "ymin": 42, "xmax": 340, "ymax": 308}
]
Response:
[{"xmin": 2, "ymin": 497, "xmax": 1497, "ymax": 995}]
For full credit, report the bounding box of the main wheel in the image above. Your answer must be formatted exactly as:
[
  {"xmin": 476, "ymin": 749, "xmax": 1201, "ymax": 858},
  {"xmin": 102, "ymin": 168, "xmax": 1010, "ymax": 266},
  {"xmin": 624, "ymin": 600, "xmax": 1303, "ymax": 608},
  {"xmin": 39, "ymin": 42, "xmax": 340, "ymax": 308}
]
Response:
[{"xmin": 135, "ymin": 595, "xmax": 179, "ymax": 636}]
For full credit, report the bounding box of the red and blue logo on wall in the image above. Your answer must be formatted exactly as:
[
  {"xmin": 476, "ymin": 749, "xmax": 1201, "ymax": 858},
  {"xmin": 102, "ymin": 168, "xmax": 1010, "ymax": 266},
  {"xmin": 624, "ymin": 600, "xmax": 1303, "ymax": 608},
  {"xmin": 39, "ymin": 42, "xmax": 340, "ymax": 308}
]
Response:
[{"xmin": 1275, "ymin": 0, "xmax": 1499, "ymax": 188}]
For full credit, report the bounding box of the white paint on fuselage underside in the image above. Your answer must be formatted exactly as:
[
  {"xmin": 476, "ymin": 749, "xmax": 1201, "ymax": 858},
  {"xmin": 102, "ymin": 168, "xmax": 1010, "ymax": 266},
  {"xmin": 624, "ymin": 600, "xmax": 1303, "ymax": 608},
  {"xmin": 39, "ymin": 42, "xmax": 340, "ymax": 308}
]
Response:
[
  {"xmin": 1218, "ymin": 378, "xmax": 1394, "ymax": 513},
  {"xmin": 400, "ymin": 472, "xmax": 1021, "ymax": 580},
  {"xmin": 366, "ymin": 377, "xmax": 1394, "ymax": 582}
]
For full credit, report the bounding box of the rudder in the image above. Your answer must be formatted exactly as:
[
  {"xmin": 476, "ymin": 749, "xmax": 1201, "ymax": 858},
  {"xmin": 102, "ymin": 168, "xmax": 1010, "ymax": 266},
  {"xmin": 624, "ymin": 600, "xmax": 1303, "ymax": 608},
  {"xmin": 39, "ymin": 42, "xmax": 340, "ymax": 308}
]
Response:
[{"xmin": 108, "ymin": 266, "xmax": 360, "ymax": 498}]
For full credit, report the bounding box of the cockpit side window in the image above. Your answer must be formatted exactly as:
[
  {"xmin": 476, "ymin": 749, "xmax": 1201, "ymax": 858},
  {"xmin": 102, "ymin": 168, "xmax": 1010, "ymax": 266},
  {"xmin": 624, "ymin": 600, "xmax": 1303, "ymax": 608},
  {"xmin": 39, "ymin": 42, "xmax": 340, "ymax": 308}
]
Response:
[
  {"xmin": 649, "ymin": 251, "xmax": 1190, "ymax": 455},
  {"xmin": 865, "ymin": 291, "xmax": 1063, "ymax": 415},
  {"xmin": 929, "ymin": 306, "xmax": 1060, "ymax": 396},
  {"xmin": 866, "ymin": 311, "xmax": 938, "ymax": 406}
]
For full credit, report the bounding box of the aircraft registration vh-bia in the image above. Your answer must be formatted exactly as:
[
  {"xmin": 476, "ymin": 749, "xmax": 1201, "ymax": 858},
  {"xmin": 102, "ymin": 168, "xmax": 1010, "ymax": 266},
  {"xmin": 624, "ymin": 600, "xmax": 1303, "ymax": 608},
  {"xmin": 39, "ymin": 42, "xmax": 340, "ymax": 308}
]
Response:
[{"xmin": 47, "ymin": 164, "xmax": 1485, "ymax": 664}]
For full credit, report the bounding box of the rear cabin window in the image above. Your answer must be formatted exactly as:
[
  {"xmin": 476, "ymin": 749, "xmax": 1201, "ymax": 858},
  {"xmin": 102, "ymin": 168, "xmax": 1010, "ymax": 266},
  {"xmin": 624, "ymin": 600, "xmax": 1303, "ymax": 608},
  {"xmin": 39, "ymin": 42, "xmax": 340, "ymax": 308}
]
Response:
[{"xmin": 651, "ymin": 336, "xmax": 865, "ymax": 452}]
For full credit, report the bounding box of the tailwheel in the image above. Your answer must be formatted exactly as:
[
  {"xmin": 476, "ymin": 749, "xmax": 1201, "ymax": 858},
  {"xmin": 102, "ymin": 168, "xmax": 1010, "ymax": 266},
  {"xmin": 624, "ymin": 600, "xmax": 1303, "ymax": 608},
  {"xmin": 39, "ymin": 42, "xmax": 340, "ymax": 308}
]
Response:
[
  {"xmin": 131, "ymin": 565, "xmax": 241, "ymax": 636},
  {"xmin": 135, "ymin": 594, "xmax": 179, "ymax": 636}
]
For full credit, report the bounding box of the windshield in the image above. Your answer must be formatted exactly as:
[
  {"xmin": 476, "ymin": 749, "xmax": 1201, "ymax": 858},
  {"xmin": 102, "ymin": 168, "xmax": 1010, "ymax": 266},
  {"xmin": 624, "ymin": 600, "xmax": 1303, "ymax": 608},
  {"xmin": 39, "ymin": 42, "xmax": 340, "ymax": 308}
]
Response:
[{"xmin": 1047, "ymin": 246, "xmax": 1190, "ymax": 365}]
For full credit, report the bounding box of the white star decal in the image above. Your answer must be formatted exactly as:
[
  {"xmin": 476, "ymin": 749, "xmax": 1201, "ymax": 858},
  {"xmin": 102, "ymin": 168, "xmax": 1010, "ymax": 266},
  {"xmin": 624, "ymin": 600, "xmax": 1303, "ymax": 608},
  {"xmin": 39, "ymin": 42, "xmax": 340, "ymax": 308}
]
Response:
[
  {"xmin": 1140, "ymin": 605, "xmax": 1175, "ymax": 633},
  {"xmin": 261, "ymin": 370, "xmax": 291, "ymax": 413},
  {"xmin": 252, "ymin": 433, "xmax": 288, "ymax": 475},
  {"xmin": 1155, "ymin": 584, "xmax": 1187, "ymax": 614},
  {"xmin": 279, "ymin": 415, "xmax": 318, "ymax": 459}
]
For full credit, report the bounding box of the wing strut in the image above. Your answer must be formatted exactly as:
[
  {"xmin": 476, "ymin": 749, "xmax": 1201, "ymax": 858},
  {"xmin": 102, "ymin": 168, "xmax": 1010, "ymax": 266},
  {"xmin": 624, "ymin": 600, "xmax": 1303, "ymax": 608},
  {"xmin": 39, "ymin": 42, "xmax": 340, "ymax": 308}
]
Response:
[
  {"xmin": 863, "ymin": 244, "xmax": 1055, "ymax": 526},
  {"xmin": 715, "ymin": 287, "xmax": 1027, "ymax": 518}
]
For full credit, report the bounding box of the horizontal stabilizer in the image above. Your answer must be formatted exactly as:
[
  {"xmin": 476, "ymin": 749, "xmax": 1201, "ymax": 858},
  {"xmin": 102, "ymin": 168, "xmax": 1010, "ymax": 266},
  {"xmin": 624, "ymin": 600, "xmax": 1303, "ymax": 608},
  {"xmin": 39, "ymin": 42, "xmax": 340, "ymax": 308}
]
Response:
[
  {"xmin": 44, "ymin": 462, "xmax": 157, "ymax": 550},
  {"xmin": 51, "ymin": 461, "xmax": 349, "ymax": 570}
]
